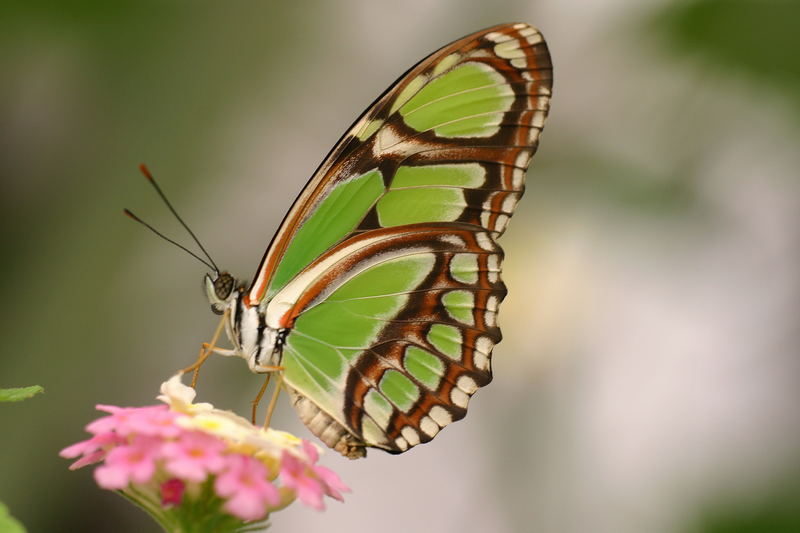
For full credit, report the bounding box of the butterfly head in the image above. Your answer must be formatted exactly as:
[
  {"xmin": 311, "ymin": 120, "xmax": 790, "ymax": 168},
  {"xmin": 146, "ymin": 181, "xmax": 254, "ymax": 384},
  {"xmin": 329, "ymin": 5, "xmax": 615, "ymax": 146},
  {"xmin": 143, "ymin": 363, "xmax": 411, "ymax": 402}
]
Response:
[{"xmin": 205, "ymin": 271, "xmax": 236, "ymax": 315}]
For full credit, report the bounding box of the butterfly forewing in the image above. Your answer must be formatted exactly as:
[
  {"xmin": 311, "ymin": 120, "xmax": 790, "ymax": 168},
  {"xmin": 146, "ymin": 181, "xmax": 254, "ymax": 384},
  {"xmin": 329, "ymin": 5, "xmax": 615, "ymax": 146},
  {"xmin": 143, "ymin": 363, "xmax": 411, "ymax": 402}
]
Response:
[
  {"xmin": 248, "ymin": 22, "xmax": 551, "ymax": 303},
  {"xmin": 252, "ymin": 23, "xmax": 552, "ymax": 455}
]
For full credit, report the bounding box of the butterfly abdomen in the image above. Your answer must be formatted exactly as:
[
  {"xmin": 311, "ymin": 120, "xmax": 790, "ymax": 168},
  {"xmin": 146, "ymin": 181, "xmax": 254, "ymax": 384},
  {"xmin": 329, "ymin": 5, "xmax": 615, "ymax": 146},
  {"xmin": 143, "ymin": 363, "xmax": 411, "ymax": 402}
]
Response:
[{"xmin": 288, "ymin": 386, "xmax": 367, "ymax": 459}]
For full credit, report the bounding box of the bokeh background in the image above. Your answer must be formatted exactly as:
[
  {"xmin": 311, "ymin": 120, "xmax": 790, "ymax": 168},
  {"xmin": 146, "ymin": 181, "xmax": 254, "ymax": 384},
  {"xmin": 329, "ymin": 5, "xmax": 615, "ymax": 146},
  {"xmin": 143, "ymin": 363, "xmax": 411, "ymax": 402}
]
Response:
[{"xmin": 2, "ymin": 1, "xmax": 798, "ymax": 532}]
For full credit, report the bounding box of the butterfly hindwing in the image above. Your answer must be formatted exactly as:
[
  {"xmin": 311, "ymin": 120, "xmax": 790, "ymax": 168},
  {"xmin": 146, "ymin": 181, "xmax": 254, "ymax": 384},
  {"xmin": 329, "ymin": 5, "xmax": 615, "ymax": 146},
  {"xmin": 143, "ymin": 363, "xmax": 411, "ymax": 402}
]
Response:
[
  {"xmin": 251, "ymin": 23, "xmax": 552, "ymax": 455},
  {"xmin": 273, "ymin": 224, "xmax": 504, "ymax": 453}
]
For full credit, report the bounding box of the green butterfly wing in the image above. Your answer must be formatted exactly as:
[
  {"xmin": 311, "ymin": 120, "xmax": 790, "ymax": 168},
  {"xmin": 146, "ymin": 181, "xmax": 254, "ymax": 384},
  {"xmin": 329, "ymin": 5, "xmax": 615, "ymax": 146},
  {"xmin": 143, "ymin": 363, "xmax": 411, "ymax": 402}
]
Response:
[{"xmin": 250, "ymin": 23, "xmax": 552, "ymax": 456}]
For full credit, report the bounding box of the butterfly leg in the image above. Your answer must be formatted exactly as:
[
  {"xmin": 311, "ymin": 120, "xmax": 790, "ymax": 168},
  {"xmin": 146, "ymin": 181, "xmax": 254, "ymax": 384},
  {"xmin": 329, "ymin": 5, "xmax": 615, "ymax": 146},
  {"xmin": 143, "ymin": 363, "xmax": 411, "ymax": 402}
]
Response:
[
  {"xmin": 263, "ymin": 372, "xmax": 283, "ymax": 428},
  {"xmin": 179, "ymin": 310, "xmax": 229, "ymax": 387},
  {"xmin": 249, "ymin": 365, "xmax": 285, "ymax": 424},
  {"xmin": 251, "ymin": 373, "xmax": 271, "ymax": 424},
  {"xmin": 198, "ymin": 344, "xmax": 237, "ymax": 356}
]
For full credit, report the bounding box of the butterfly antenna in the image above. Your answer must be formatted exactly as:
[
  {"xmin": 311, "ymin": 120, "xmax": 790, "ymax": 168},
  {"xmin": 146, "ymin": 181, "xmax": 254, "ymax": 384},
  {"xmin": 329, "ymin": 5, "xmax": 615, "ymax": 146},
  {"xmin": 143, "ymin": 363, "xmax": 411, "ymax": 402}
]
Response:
[
  {"xmin": 137, "ymin": 163, "xmax": 220, "ymax": 273},
  {"xmin": 123, "ymin": 208, "xmax": 216, "ymax": 272}
]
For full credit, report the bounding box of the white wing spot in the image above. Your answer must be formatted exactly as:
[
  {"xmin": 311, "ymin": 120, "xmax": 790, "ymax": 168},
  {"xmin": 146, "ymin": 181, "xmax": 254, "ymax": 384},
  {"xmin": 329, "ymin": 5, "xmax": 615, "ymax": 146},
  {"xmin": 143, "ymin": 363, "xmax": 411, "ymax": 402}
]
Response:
[
  {"xmin": 487, "ymin": 254, "xmax": 500, "ymax": 282},
  {"xmin": 534, "ymin": 95, "xmax": 550, "ymax": 111},
  {"xmin": 430, "ymin": 405, "xmax": 453, "ymax": 426},
  {"xmin": 482, "ymin": 193, "xmax": 495, "ymax": 210},
  {"xmin": 486, "ymin": 31, "xmax": 514, "ymax": 44},
  {"xmin": 481, "ymin": 193, "xmax": 497, "ymax": 227},
  {"xmin": 473, "ymin": 350, "xmax": 490, "ymax": 371},
  {"xmin": 526, "ymin": 33, "xmax": 543, "ymax": 46},
  {"xmin": 476, "ymin": 336, "xmax": 494, "ymax": 356},
  {"xmin": 458, "ymin": 375, "xmax": 479, "ymax": 394},
  {"xmin": 494, "ymin": 214, "xmax": 509, "ymax": 234},
  {"xmin": 450, "ymin": 387, "xmax": 469, "ymax": 408},
  {"xmin": 401, "ymin": 426, "xmax": 421, "ymax": 446},
  {"xmin": 476, "ymin": 232, "xmax": 494, "ymax": 251},
  {"xmin": 485, "ymin": 31, "xmax": 502, "ymax": 42},
  {"xmin": 374, "ymin": 124, "xmax": 437, "ymax": 157},
  {"xmin": 394, "ymin": 436, "xmax": 409, "ymax": 451},
  {"xmin": 420, "ymin": 416, "xmax": 439, "ymax": 437},
  {"xmin": 513, "ymin": 151, "xmax": 531, "ymax": 189},
  {"xmin": 484, "ymin": 309, "xmax": 497, "ymax": 328},
  {"xmin": 470, "ymin": 49, "xmax": 492, "ymax": 59},
  {"xmin": 511, "ymin": 57, "xmax": 528, "ymax": 69},
  {"xmin": 528, "ymin": 126, "xmax": 542, "ymax": 145},
  {"xmin": 502, "ymin": 194, "xmax": 518, "ymax": 214},
  {"xmin": 512, "ymin": 166, "xmax": 526, "ymax": 189},
  {"xmin": 375, "ymin": 125, "xmax": 405, "ymax": 156},
  {"xmin": 480, "ymin": 210, "xmax": 491, "ymax": 228},
  {"xmin": 532, "ymin": 109, "xmax": 547, "ymax": 129},
  {"xmin": 440, "ymin": 234, "xmax": 466, "ymax": 248},
  {"xmin": 494, "ymin": 41, "xmax": 526, "ymax": 60}
]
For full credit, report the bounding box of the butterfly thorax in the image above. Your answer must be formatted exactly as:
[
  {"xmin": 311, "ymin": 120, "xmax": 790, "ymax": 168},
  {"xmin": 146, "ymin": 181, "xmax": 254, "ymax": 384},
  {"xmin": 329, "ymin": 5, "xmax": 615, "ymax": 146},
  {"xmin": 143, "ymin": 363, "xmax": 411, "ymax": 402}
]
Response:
[{"xmin": 204, "ymin": 272, "xmax": 285, "ymax": 372}]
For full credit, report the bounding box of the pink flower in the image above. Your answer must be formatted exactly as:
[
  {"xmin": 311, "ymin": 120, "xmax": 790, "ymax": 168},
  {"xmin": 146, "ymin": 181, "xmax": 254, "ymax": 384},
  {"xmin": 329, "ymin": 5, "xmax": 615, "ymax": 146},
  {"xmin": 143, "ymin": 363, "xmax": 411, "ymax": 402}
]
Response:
[
  {"xmin": 61, "ymin": 376, "xmax": 349, "ymax": 528},
  {"xmin": 280, "ymin": 449, "xmax": 326, "ymax": 510},
  {"xmin": 86, "ymin": 405, "xmax": 143, "ymax": 436},
  {"xmin": 311, "ymin": 464, "xmax": 349, "ymax": 501},
  {"xmin": 88, "ymin": 404, "xmax": 180, "ymax": 438},
  {"xmin": 160, "ymin": 478, "xmax": 185, "ymax": 507},
  {"xmin": 215, "ymin": 455, "xmax": 281, "ymax": 521},
  {"xmin": 278, "ymin": 441, "xmax": 350, "ymax": 510},
  {"xmin": 125, "ymin": 405, "xmax": 182, "ymax": 438},
  {"xmin": 94, "ymin": 436, "xmax": 160, "ymax": 489},
  {"xmin": 161, "ymin": 430, "xmax": 227, "ymax": 482},
  {"xmin": 302, "ymin": 441, "xmax": 349, "ymax": 501},
  {"xmin": 60, "ymin": 431, "xmax": 122, "ymax": 470}
]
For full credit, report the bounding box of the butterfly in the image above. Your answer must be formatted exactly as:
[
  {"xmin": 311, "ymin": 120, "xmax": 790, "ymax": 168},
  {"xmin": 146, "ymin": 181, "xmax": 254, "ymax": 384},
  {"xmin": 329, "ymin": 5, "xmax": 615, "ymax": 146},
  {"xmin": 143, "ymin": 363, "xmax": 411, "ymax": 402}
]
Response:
[{"xmin": 200, "ymin": 22, "xmax": 552, "ymax": 458}]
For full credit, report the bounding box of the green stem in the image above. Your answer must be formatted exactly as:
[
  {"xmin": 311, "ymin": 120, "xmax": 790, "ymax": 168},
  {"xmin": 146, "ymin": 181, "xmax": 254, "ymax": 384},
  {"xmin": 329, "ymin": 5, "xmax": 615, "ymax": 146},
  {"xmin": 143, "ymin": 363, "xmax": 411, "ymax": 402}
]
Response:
[
  {"xmin": 116, "ymin": 481, "xmax": 271, "ymax": 533},
  {"xmin": 118, "ymin": 489, "xmax": 176, "ymax": 533}
]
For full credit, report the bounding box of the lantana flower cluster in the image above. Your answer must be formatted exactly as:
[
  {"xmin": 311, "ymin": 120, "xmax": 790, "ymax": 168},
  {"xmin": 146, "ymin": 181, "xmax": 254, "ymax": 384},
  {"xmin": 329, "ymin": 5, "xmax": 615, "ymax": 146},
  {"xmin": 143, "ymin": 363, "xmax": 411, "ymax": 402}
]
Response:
[{"xmin": 60, "ymin": 375, "xmax": 348, "ymax": 531}]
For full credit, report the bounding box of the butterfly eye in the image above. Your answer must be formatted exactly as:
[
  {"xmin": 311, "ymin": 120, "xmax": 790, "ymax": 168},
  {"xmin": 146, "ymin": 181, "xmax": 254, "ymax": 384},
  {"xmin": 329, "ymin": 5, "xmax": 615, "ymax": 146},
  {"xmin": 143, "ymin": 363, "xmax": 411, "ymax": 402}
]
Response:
[{"xmin": 214, "ymin": 273, "xmax": 234, "ymax": 300}]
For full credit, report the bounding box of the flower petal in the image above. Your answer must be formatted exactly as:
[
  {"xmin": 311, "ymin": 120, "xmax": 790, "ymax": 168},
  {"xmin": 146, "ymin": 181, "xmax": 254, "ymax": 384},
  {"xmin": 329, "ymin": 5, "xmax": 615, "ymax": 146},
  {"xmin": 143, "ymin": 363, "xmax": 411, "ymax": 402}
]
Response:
[
  {"xmin": 222, "ymin": 491, "xmax": 268, "ymax": 521},
  {"xmin": 160, "ymin": 478, "xmax": 185, "ymax": 507}
]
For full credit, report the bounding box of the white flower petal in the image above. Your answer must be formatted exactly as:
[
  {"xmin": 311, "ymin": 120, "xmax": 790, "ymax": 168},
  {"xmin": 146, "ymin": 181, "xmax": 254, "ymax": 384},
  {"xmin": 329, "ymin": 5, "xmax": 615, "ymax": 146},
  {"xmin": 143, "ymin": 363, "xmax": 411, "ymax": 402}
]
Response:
[
  {"xmin": 156, "ymin": 374, "xmax": 310, "ymax": 459},
  {"xmin": 157, "ymin": 374, "xmax": 213, "ymax": 413}
]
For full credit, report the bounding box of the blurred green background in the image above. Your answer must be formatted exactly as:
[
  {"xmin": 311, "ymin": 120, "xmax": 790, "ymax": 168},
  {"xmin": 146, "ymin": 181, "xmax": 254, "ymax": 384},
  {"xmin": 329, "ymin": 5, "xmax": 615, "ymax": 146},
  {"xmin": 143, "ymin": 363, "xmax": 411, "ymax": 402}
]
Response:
[{"xmin": 2, "ymin": 1, "xmax": 799, "ymax": 532}]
